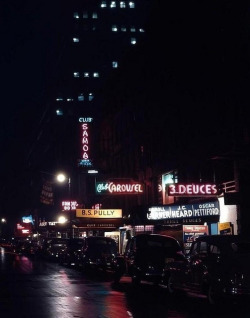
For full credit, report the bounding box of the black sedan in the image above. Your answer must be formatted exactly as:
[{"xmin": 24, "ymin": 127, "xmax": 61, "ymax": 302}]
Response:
[
  {"xmin": 58, "ymin": 238, "xmax": 84, "ymax": 267},
  {"xmin": 162, "ymin": 235, "xmax": 250, "ymax": 306}
]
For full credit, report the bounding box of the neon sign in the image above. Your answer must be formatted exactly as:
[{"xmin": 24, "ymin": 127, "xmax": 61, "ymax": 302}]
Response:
[
  {"xmin": 168, "ymin": 183, "xmax": 218, "ymax": 196},
  {"xmin": 96, "ymin": 181, "xmax": 144, "ymax": 195},
  {"xmin": 78, "ymin": 117, "xmax": 93, "ymax": 167},
  {"xmin": 62, "ymin": 201, "xmax": 78, "ymax": 210},
  {"xmin": 147, "ymin": 201, "xmax": 220, "ymax": 220}
]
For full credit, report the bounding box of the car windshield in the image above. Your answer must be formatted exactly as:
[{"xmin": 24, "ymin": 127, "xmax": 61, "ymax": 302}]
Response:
[
  {"xmin": 136, "ymin": 236, "xmax": 181, "ymax": 253},
  {"xmin": 88, "ymin": 238, "xmax": 117, "ymax": 253}
]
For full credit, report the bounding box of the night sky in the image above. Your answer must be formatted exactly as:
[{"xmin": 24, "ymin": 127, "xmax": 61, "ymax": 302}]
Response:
[{"xmin": 0, "ymin": 1, "xmax": 63, "ymax": 179}]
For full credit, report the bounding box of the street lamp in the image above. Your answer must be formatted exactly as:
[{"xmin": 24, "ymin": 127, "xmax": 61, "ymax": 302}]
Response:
[{"xmin": 56, "ymin": 173, "xmax": 73, "ymax": 238}]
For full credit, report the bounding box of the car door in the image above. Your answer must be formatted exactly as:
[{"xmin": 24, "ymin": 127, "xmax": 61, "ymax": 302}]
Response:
[{"xmin": 124, "ymin": 237, "xmax": 135, "ymax": 275}]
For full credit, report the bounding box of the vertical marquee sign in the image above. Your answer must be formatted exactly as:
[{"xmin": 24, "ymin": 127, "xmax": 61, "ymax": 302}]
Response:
[{"xmin": 78, "ymin": 117, "xmax": 93, "ymax": 167}]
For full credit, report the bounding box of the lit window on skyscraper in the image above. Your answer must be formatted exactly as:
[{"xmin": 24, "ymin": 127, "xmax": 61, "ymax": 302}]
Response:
[
  {"xmin": 73, "ymin": 12, "xmax": 79, "ymax": 19},
  {"xmin": 93, "ymin": 72, "xmax": 99, "ymax": 77},
  {"xmin": 101, "ymin": 1, "xmax": 107, "ymax": 8},
  {"xmin": 129, "ymin": 2, "xmax": 135, "ymax": 8},
  {"xmin": 92, "ymin": 13, "xmax": 98, "ymax": 19},
  {"xmin": 120, "ymin": 2, "xmax": 126, "ymax": 8},
  {"xmin": 78, "ymin": 95, "xmax": 84, "ymax": 101},
  {"xmin": 73, "ymin": 72, "xmax": 80, "ymax": 77},
  {"xmin": 112, "ymin": 25, "xmax": 118, "ymax": 32},
  {"xmin": 110, "ymin": 1, "xmax": 116, "ymax": 8},
  {"xmin": 56, "ymin": 109, "xmax": 63, "ymax": 116},
  {"xmin": 73, "ymin": 37, "xmax": 79, "ymax": 43},
  {"xmin": 112, "ymin": 61, "xmax": 118, "ymax": 68},
  {"xmin": 131, "ymin": 37, "xmax": 136, "ymax": 45},
  {"xmin": 84, "ymin": 72, "xmax": 89, "ymax": 77}
]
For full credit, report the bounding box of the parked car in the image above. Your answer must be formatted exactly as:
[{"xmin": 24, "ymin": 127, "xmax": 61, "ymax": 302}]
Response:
[
  {"xmin": 13, "ymin": 239, "xmax": 40, "ymax": 256},
  {"xmin": 40, "ymin": 237, "xmax": 69, "ymax": 261},
  {"xmin": 75, "ymin": 236, "xmax": 119, "ymax": 272},
  {"xmin": 162, "ymin": 235, "xmax": 250, "ymax": 306},
  {"xmin": 0, "ymin": 237, "xmax": 13, "ymax": 250},
  {"xmin": 113, "ymin": 233, "xmax": 184, "ymax": 285},
  {"xmin": 58, "ymin": 238, "xmax": 85, "ymax": 267}
]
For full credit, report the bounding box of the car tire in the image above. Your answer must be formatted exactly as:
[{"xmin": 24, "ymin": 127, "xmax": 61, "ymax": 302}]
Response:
[
  {"xmin": 131, "ymin": 272, "xmax": 141, "ymax": 285},
  {"xmin": 207, "ymin": 284, "xmax": 219, "ymax": 306},
  {"xmin": 113, "ymin": 272, "xmax": 122, "ymax": 284},
  {"xmin": 167, "ymin": 273, "xmax": 176, "ymax": 295}
]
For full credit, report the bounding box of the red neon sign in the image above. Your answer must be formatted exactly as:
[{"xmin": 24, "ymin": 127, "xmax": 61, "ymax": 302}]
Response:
[{"xmin": 168, "ymin": 183, "xmax": 218, "ymax": 196}]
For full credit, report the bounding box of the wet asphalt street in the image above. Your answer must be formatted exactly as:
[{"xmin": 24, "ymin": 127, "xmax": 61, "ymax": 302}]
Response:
[{"xmin": 0, "ymin": 247, "xmax": 249, "ymax": 318}]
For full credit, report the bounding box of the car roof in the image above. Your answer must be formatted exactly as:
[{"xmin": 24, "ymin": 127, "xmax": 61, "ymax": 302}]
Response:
[
  {"xmin": 194, "ymin": 235, "xmax": 249, "ymax": 244},
  {"xmin": 86, "ymin": 236, "xmax": 115, "ymax": 242},
  {"xmin": 134, "ymin": 234, "xmax": 178, "ymax": 241}
]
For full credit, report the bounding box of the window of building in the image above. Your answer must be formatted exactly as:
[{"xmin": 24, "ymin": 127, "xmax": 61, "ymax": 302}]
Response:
[
  {"xmin": 67, "ymin": 98, "xmax": 74, "ymax": 102},
  {"xmin": 101, "ymin": 1, "xmax": 107, "ymax": 8},
  {"xmin": 131, "ymin": 37, "xmax": 136, "ymax": 45},
  {"xmin": 84, "ymin": 72, "xmax": 89, "ymax": 77},
  {"xmin": 56, "ymin": 109, "xmax": 63, "ymax": 116},
  {"xmin": 56, "ymin": 97, "xmax": 63, "ymax": 101},
  {"xmin": 92, "ymin": 12, "xmax": 98, "ymax": 19},
  {"xmin": 130, "ymin": 27, "xmax": 136, "ymax": 32},
  {"xmin": 93, "ymin": 72, "xmax": 99, "ymax": 77},
  {"xmin": 89, "ymin": 93, "xmax": 94, "ymax": 101},
  {"xmin": 112, "ymin": 61, "xmax": 118, "ymax": 68},
  {"xmin": 139, "ymin": 28, "xmax": 145, "ymax": 32},
  {"xmin": 110, "ymin": 1, "xmax": 116, "ymax": 8},
  {"xmin": 73, "ymin": 72, "xmax": 80, "ymax": 78},
  {"xmin": 129, "ymin": 1, "xmax": 135, "ymax": 8},
  {"xmin": 121, "ymin": 26, "xmax": 127, "ymax": 32},
  {"xmin": 77, "ymin": 94, "xmax": 84, "ymax": 102},
  {"xmin": 78, "ymin": 94, "xmax": 84, "ymax": 101},
  {"xmin": 112, "ymin": 25, "xmax": 118, "ymax": 32},
  {"xmin": 73, "ymin": 37, "xmax": 79, "ymax": 43},
  {"xmin": 73, "ymin": 12, "xmax": 79, "ymax": 19},
  {"xmin": 83, "ymin": 11, "xmax": 88, "ymax": 18},
  {"xmin": 120, "ymin": 2, "xmax": 126, "ymax": 8}
]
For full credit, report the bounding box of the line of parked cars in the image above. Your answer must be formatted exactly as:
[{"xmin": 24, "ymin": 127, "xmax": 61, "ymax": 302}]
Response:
[
  {"xmin": 161, "ymin": 234, "xmax": 250, "ymax": 306},
  {"xmin": 112, "ymin": 233, "xmax": 250, "ymax": 307},
  {"xmin": 4, "ymin": 232, "xmax": 250, "ymax": 306},
  {"xmin": 39, "ymin": 236, "xmax": 119, "ymax": 274}
]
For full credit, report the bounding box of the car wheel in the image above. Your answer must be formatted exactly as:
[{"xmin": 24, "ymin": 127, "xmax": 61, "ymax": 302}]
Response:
[
  {"xmin": 167, "ymin": 273, "xmax": 176, "ymax": 295},
  {"xmin": 113, "ymin": 271, "xmax": 122, "ymax": 284},
  {"xmin": 131, "ymin": 272, "xmax": 141, "ymax": 285},
  {"xmin": 207, "ymin": 284, "xmax": 219, "ymax": 306}
]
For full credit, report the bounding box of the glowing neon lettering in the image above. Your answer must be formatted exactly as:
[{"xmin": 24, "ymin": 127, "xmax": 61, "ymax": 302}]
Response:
[
  {"xmin": 168, "ymin": 183, "xmax": 218, "ymax": 196},
  {"xmin": 108, "ymin": 182, "xmax": 143, "ymax": 193}
]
